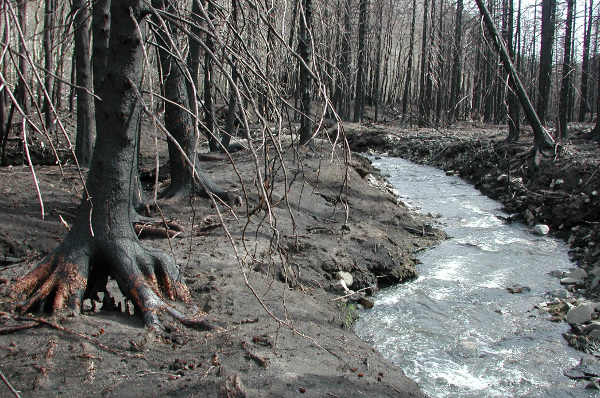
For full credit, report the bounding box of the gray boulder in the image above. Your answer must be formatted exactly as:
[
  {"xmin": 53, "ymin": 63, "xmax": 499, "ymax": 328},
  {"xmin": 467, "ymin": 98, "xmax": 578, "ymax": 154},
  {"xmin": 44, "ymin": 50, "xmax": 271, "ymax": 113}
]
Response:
[{"xmin": 567, "ymin": 302, "xmax": 597, "ymax": 325}]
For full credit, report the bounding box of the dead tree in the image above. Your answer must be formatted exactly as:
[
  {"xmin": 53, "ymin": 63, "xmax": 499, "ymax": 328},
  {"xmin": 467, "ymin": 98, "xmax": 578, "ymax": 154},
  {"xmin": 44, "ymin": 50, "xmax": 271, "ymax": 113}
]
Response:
[
  {"xmin": 474, "ymin": 0, "xmax": 556, "ymax": 160},
  {"xmin": 73, "ymin": 0, "xmax": 94, "ymax": 167},
  {"xmin": 13, "ymin": 0, "xmax": 202, "ymax": 329},
  {"xmin": 557, "ymin": 0, "xmax": 574, "ymax": 140}
]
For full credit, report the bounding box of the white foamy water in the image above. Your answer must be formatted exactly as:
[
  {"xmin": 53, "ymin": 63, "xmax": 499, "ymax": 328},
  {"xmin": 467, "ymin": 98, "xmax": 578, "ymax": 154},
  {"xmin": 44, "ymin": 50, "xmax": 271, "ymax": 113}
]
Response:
[{"xmin": 355, "ymin": 157, "xmax": 592, "ymax": 397}]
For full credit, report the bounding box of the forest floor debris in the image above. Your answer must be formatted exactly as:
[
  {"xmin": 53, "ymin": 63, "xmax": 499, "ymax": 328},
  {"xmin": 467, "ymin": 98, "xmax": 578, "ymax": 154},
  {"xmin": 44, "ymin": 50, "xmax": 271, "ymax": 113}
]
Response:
[{"xmin": 0, "ymin": 126, "xmax": 441, "ymax": 397}]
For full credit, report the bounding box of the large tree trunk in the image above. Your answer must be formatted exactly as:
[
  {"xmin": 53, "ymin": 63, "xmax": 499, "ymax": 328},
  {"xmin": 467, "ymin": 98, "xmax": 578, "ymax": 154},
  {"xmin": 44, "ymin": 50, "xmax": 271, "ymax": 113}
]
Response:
[
  {"xmin": 504, "ymin": 0, "xmax": 520, "ymax": 142},
  {"xmin": 152, "ymin": 0, "xmax": 240, "ymax": 204},
  {"xmin": 418, "ymin": 0, "xmax": 431, "ymax": 126},
  {"xmin": 402, "ymin": 0, "xmax": 417, "ymax": 119},
  {"xmin": 536, "ymin": 0, "xmax": 556, "ymax": 126},
  {"xmin": 73, "ymin": 0, "xmax": 95, "ymax": 167},
  {"xmin": 578, "ymin": 0, "xmax": 593, "ymax": 122},
  {"xmin": 448, "ymin": 0, "xmax": 463, "ymax": 123},
  {"xmin": 13, "ymin": 0, "xmax": 196, "ymax": 329},
  {"xmin": 474, "ymin": 0, "xmax": 555, "ymax": 158},
  {"xmin": 203, "ymin": 0, "xmax": 220, "ymax": 152},
  {"xmin": 558, "ymin": 0, "xmax": 574, "ymax": 140},
  {"xmin": 44, "ymin": 0, "xmax": 56, "ymax": 135},
  {"xmin": 353, "ymin": 0, "xmax": 367, "ymax": 123},
  {"xmin": 16, "ymin": 0, "xmax": 28, "ymax": 116},
  {"xmin": 222, "ymin": 0, "xmax": 239, "ymax": 150},
  {"xmin": 298, "ymin": 0, "xmax": 313, "ymax": 144}
]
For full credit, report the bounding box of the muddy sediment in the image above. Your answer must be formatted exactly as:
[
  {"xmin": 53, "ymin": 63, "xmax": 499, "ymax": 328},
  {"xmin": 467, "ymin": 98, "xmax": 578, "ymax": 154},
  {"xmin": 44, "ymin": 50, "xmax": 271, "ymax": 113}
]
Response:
[{"xmin": 0, "ymin": 137, "xmax": 442, "ymax": 397}]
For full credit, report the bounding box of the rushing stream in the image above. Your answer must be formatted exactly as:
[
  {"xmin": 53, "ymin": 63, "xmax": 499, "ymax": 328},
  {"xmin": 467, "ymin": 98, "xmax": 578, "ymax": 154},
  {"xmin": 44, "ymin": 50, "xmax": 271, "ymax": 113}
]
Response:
[{"xmin": 355, "ymin": 157, "xmax": 592, "ymax": 397}]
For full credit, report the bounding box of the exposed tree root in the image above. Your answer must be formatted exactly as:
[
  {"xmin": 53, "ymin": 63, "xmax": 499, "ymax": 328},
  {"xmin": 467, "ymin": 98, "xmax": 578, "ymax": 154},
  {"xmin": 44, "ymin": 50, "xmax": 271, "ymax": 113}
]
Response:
[{"xmin": 11, "ymin": 236, "xmax": 211, "ymax": 330}]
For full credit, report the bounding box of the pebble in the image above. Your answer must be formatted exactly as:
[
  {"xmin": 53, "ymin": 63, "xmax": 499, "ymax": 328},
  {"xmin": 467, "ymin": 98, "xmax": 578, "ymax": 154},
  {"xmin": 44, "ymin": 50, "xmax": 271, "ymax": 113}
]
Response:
[
  {"xmin": 361, "ymin": 297, "xmax": 375, "ymax": 309},
  {"xmin": 532, "ymin": 224, "xmax": 550, "ymax": 236}
]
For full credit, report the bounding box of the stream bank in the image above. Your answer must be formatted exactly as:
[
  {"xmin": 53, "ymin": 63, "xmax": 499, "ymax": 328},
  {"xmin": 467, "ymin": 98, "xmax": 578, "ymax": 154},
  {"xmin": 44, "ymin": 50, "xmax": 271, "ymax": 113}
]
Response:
[
  {"xmin": 347, "ymin": 122, "xmax": 600, "ymax": 383},
  {"xmin": 0, "ymin": 135, "xmax": 442, "ymax": 397}
]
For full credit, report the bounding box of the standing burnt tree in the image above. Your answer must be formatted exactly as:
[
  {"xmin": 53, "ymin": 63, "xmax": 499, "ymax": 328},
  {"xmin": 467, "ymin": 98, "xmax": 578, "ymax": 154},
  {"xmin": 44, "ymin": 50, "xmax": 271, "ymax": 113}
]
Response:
[
  {"xmin": 73, "ymin": 0, "xmax": 95, "ymax": 167},
  {"xmin": 298, "ymin": 0, "xmax": 313, "ymax": 145},
  {"xmin": 557, "ymin": 0, "xmax": 574, "ymax": 140},
  {"xmin": 536, "ymin": 0, "xmax": 556, "ymax": 126},
  {"xmin": 353, "ymin": 0, "xmax": 368, "ymax": 123},
  {"xmin": 13, "ymin": 0, "xmax": 203, "ymax": 329}
]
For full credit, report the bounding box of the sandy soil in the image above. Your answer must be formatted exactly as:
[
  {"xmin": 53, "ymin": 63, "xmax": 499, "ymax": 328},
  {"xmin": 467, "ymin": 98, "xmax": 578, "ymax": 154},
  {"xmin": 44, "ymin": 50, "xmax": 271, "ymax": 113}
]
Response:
[{"xmin": 0, "ymin": 127, "xmax": 443, "ymax": 397}]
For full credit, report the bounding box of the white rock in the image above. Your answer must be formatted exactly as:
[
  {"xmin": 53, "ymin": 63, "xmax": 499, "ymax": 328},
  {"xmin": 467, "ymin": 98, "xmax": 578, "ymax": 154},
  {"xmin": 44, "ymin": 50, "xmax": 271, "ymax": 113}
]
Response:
[
  {"xmin": 337, "ymin": 271, "xmax": 353, "ymax": 287},
  {"xmin": 561, "ymin": 277, "xmax": 581, "ymax": 285},
  {"xmin": 532, "ymin": 224, "xmax": 550, "ymax": 236},
  {"xmin": 592, "ymin": 277, "xmax": 600, "ymax": 290},
  {"xmin": 567, "ymin": 302, "xmax": 596, "ymax": 324},
  {"xmin": 563, "ymin": 268, "xmax": 588, "ymax": 280}
]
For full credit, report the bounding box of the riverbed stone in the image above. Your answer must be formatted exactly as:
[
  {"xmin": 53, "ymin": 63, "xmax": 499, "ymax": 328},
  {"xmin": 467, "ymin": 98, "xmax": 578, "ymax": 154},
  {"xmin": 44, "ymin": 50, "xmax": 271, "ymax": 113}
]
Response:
[
  {"xmin": 548, "ymin": 289, "xmax": 570, "ymax": 299},
  {"xmin": 567, "ymin": 302, "xmax": 597, "ymax": 324},
  {"xmin": 532, "ymin": 224, "xmax": 550, "ymax": 236},
  {"xmin": 561, "ymin": 277, "xmax": 582, "ymax": 285},
  {"xmin": 564, "ymin": 268, "xmax": 588, "ymax": 280}
]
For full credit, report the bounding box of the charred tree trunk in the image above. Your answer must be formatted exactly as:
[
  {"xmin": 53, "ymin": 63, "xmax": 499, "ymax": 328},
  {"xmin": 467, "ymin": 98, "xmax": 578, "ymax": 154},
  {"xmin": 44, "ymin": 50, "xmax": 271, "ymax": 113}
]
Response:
[
  {"xmin": 353, "ymin": 0, "xmax": 367, "ymax": 123},
  {"xmin": 475, "ymin": 0, "xmax": 555, "ymax": 158},
  {"xmin": 402, "ymin": 0, "xmax": 417, "ymax": 118},
  {"xmin": 298, "ymin": 0, "xmax": 313, "ymax": 144},
  {"xmin": 92, "ymin": 0, "xmax": 110, "ymax": 98},
  {"xmin": 44, "ymin": 0, "xmax": 56, "ymax": 135},
  {"xmin": 203, "ymin": 0, "xmax": 220, "ymax": 152},
  {"xmin": 578, "ymin": 0, "xmax": 593, "ymax": 122},
  {"xmin": 558, "ymin": 0, "xmax": 574, "ymax": 140},
  {"xmin": 449, "ymin": 0, "xmax": 463, "ymax": 123},
  {"xmin": 418, "ymin": 0, "xmax": 431, "ymax": 126},
  {"xmin": 504, "ymin": 0, "xmax": 520, "ymax": 141},
  {"xmin": 152, "ymin": 0, "xmax": 239, "ymax": 204},
  {"xmin": 536, "ymin": 0, "xmax": 556, "ymax": 126},
  {"xmin": 13, "ymin": 0, "xmax": 198, "ymax": 330},
  {"xmin": 16, "ymin": 0, "xmax": 28, "ymax": 115},
  {"xmin": 73, "ymin": 0, "xmax": 94, "ymax": 167},
  {"xmin": 222, "ymin": 0, "xmax": 239, "ymax": 150}
]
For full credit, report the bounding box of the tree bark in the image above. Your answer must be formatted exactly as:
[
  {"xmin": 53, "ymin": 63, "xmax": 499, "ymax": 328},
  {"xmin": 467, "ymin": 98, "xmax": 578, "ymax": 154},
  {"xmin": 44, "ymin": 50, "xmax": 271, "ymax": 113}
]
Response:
[
  {"xmin": 44, "ymin": 0, "xmax": 56, "ymax": 135},
  {"xmin": 92, "ymin": 0, "xmax": 110, "ymax": 98},
  {"xmin": 504, "ymin": 0, "xmax": 520, "ymax": 141},
  {"xmin": 578, "ymin": 0, "xmax": 593, "ymax": 122},
  {"xmin": 353, "ymin": 0, "xmax": 367, "ymax": 123},
  {"xmin": 298, "ymin": 0, "xmax": 313, "ymax": 144},
  {"xmin": 73, "ymin": 0, "xmax": 95, "ymax": 167},
  {"xmin": 474, "ymin": 0, "xmax": 555, "ymax": 156},
  {"xmin": 16, "ymin": 0, "xmax": 28, "ymax": 115},
  {"xmin": 536, "ymin": 0, "xmax": 556, "ymax": 126},
  {"xmin": 13, "ymin": 0, "xmax": 196, "ymax": 329},
  {"xmin": 558, "ymin": 0, "xmax": 574, "ymax": 140},
  {"xmin": 448, "ymin": 0, "xmax": 463, "ymax": 123},
  {"xmin": 418, "ymin": 0, "xmax": 431, "ymax": 126},
  {"xmin": 152, "ymin": 0, "xmax": 240, "ymax": 204},
  {"xmin": 402, "ymin": 0, "xmax": 417, "ymax": 118},
  {"xmin": 203, "ymin": 0, "xmax": 220, "ymax": 152}
]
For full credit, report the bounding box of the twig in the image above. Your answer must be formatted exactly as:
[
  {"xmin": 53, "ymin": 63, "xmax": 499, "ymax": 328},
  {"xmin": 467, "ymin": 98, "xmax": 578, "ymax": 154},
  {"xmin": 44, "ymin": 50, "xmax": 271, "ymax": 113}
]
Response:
[
  {"xmin": 331, "ymin": 286, "xmax": 374, "ymax": 301},
  {"xmin": 0, "ymin": 368, "xmax": 21, "ymax": 398},
  {"xmin": 0, "ymin": 322, "xmax": 42, "ymax": 335}
]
